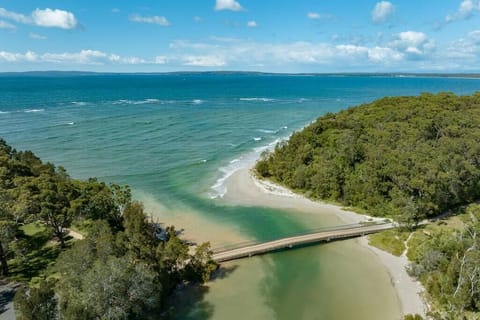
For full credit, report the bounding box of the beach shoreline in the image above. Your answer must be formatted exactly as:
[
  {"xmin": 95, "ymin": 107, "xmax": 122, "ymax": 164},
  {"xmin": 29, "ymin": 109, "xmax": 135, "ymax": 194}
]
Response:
[{"xmin": 221, "ymin": 167, "xmax": 427, "ymax": 318}]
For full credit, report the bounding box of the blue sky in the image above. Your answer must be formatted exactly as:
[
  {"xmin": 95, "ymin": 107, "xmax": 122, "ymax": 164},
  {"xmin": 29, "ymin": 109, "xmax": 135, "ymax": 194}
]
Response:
[{"xmin": 0, "ymin": 0, "xmax": 480, "ymax": 72}]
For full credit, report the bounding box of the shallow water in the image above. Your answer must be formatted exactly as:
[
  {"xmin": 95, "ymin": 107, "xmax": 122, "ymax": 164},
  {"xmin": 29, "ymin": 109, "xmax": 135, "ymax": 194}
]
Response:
[{"xmin": 1, "ymin": 73, "xmax": 479, "ymax": 319}]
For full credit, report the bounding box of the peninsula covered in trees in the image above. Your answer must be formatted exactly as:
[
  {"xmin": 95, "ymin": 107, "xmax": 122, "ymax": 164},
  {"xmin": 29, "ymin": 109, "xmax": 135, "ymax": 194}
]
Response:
[
  {"xmin": 0, "ymin": 139, "xmax": 217, "ymax": 319},
  {"xmin": 255, "ymin": 92, "xmax": 480, "ymax": 319}
]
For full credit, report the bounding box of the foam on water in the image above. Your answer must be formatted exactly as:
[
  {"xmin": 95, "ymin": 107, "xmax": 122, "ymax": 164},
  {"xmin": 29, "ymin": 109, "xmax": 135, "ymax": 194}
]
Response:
[
  {"xmin": 71, "ymin": 101, "xmax": 87, "ymax": 106},
  {"xmin": 24, "ymin": 109, "xmax": 44, "ymax": 113},
  {"xmin": 209, "ymin": 138, "xmax": 283, "ymax": 199},
  {"xmin": 240, "ymin": 97, "xmax": 275, "ymax": 102},
  {"xmin": 257, "ymin": 129, "xmax": 276, "ymax": 134}
]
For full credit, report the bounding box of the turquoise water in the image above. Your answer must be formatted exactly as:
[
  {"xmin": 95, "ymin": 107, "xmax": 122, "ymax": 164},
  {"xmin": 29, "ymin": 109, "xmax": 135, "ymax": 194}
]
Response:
[{"xmin": 1, "ymin": 73, "xmax": 479, "ymax": 319}]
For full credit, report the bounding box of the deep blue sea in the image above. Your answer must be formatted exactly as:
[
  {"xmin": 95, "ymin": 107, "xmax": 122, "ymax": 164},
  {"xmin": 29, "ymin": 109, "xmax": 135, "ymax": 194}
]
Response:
[{"xmin": 1, "ymin": 73, "xmax": 479, "ymax": 319}]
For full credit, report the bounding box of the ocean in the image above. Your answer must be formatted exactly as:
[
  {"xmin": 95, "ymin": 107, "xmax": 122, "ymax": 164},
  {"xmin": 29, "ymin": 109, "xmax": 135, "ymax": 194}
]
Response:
[{"xmin": 1, "ymin": 73, "xmax": 479, "ymax": 319}]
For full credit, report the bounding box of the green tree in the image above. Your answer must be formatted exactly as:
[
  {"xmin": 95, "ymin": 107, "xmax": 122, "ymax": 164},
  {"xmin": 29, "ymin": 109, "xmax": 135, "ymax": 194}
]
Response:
[{"xmin": 14, "ymin": 280, "xmax": 58, "ymax": 320}]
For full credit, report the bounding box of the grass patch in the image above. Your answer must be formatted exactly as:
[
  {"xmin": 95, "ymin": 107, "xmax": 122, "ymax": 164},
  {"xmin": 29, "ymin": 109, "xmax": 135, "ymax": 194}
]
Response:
[
  {"xmin": 406, "ymin": 214, "xmax": 467, "ymax": 261},
  {"xmin": 368, "ymin": 229, "xmax": 410, "ymax": 256},
  {"xmin": 8, "ymin": 223, "xmax": 60, "ymax": 283}
]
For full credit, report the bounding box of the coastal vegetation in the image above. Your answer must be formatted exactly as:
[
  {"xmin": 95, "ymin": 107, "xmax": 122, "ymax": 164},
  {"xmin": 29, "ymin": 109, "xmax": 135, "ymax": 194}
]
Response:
[
  {"xmin": 255, "ymin": 92, "xmax": 480, "ymax": 319},
  {"xmin": 0, "ymin": 139, "xmax": 217, "ymax": 319},
  {"xmin": 256, "ymin": 92, "xmax": 480, "ymax": 225}
]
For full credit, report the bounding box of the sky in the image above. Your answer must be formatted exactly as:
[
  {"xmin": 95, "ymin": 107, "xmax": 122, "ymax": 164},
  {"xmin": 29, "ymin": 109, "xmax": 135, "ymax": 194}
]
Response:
[{"xmin": 0, "ymin": 0, "xmax": 480, "ymax": 73}]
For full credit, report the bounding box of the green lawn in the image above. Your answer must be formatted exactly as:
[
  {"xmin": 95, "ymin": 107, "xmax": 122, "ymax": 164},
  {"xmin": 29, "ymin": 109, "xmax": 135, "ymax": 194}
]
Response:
[
  {"xmin": 368, "ymin": 229, "xmax": 410, "ymax": 256},
  {"xmin": 8, "ymin": 223, "xmax": 61, "ymax": 283}
]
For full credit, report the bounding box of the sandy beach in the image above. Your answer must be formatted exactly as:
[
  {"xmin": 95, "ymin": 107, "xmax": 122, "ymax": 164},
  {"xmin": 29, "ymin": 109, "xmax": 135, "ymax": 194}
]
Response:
[{"xmin": 222, "ymin": 167, "xmax": 427, "ymax": 318}]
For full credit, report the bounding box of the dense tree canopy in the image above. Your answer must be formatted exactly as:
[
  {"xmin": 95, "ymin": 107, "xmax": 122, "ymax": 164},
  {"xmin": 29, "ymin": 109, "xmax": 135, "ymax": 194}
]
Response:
[
  {"xmin": 256, "ymin": 92, "xmax": 480, "ymax": 224},
  {"xmin": 0, "ymin": 139, "xmax": 217, "ymax": 319}
]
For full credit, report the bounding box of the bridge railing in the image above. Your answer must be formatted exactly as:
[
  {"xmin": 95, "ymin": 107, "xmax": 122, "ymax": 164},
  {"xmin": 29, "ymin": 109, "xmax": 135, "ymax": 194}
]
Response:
[{"xmin": 211, "ymin": 221, "xmax": 391, "ymax": 253}]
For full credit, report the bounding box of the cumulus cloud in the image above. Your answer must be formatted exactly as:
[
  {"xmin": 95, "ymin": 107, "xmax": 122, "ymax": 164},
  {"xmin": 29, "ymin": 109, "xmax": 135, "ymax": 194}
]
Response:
[
  {"xmin": 444, "ymin": 30, "xmax": 480, "ymax": 61},
  {"xmin": 445, "ymin": 0, "xmax": 480, "ymax": 23},
  {"xmin": 247, "ymin": 20, "xmax": 257, "ymax": 27},
  {"xmin": 0, "ymin": 7, "xmax": 77, "ymax": 29},
  {"xmin": 168, "ymin": 39, "xmax": 408, "ymax": 68},
  {"xmin": 0, "ymin": 51, "xmax": 37, "ymax": 62},
  {"xmin": 129, "ymin": 14, "xmax": 170, "ymax": 26},
  {"xmin": 214, "ymin": 0, "xmax": 244, "ymax": 11},
  {"xmin": 371, "ymin": 1, "xmax": 395, "ymax": 23},
  {"xmin": 390, "ymin": 31, "xmax": 435, "ymax": 59},
  {"xmin": 308, "ymin": 12, "xmax": 321, "ymax": 20},
  {"xmin": 0, "ymin": 50, "xmax": 166, "ymax": 66},
  {"xmin": 32, "ymin": 8, "xmax": 77, "ymax": 29},
  {"xmin": 0, "ymin": 20, "xmax": 15, "ymax": 30}
]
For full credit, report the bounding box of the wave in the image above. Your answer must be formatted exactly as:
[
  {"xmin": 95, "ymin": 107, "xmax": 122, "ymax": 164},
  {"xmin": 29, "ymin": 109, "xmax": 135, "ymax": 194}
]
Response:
[
  {"xmin": 192, "ymin": 99, "xmax": 203, "ymax": 105},
  {"xmin": 112, "ymin": 99, "xmax": 160, "ymax": 105},
  {"xmin": 0, "ymin": 111, "xmax": 10, "ymax": 114},
  {"xmin": 239, "ymin": 98, "xmax": 275, "ymax": 102},
  {"xmin": 298, "ymin": 98, "xmax": 310, "ymax": 103},
  {"xmin": 67, "ymin": 122, "xmax": 75, "ymax": 125},
  {"xmin": 209, "ymin": 137, "xmax": 285, "ymax": 199},
  {"xmin": 257, "ymin": 129, "xmax": 276, "ymax": 134},
  {"xmin": 71, "ymin": 101, "xmax": 87, "ymax": 106},
  {"xmin": 24, "ymin": 109, "xmax": 45, "ymax": 113},
  {"xmin": 253, "ymin": 137, "xmax": 262, "ymax": 141}
]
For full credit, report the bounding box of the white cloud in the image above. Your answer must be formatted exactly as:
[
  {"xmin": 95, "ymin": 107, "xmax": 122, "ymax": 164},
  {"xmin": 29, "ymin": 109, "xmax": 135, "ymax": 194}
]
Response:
[
  {"xmin": 29, "ymin": 32, "xmax": 47, "ymax": 40},
  {"xmin": 32, "ymin": 8, "xmax": 77, "ymax": 29},
  {"xmin": 194, "ymin": 16, "xmax": 202, "ymax": 22},
  {"xmin": 183, "ymin": 55, "xmax": 227, "ymax": 67},
  {"xmin": 168, "ymin": 39, "xmax": 409, "ymax": 67},
  {"xmin": 0, "ymin": 51, "xmax": 37, "ymax": 62},
  {"xmin": 308, "ymin": 12, "xmax": 321, "ymax": 20},
  {"xmin": 154, "ymin": 56, "xmax": 168, "ymax": 64},
  {"xmin": 0, "ymin": 50, "xmax": 166, "ymax": 66},
  {"xmin": 247, "ymin": 21, "xmax": 257, "ymax": 28},
  {"xmin": 390, "ymin": 31, "xmax": 435, "ymax": 59},
  {"xmin": 0, "ymin": 7, "xmax": 77, "ymax": 29},
  {"xmin": 371, "ymin": 1, "xmax": 395, "ymax": 23},
  {"xmin": 130, "ymin": 14, "xmax": 170, "ymax": 26},
  {"xmin": 469, "ymin": 30, "xmax": 480, "ymax": 43},
  {"xmin": 0, "ymin": 20, "xmax": 15, "ymax": 30},
  {"xmin": 0, "ymin": 8, "xmax": 31, "ymax": 24},
  {"xmin": 42, "ymin": 50, "xmax": 107, "ymax": 64},
  {"xmin": 445, "ymin": 0, "xmax": 480, "ymax": 23},
  {"xmin": 214, "ymin": 0, "xmax": 244, "ymax": 12}
]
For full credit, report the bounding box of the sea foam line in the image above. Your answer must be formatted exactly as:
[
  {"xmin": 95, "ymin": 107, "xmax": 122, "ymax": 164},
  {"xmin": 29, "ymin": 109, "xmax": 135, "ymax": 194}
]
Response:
[{"xmin": 209, "ymin": 137, "xmax": 283, "ymax": 199}]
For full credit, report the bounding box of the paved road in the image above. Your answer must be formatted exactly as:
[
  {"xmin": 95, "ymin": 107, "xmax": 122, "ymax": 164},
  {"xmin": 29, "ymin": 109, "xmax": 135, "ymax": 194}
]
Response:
[{"xmin": 212, "ymin": 223, "xmax": 394, "ymax": 262}]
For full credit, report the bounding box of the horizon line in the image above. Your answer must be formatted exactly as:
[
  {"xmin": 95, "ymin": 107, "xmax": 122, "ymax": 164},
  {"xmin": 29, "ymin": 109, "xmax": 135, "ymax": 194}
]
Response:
[{"xmin": 1, "ymin": 70, "xmax": 480, "ymax": 77}]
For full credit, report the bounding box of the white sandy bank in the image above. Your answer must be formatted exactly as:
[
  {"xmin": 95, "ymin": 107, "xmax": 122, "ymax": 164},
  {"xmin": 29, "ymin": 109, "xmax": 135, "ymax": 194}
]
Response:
[{"xmin": 221, "ymin": 167, "xmax": 427, "ymax": 318}]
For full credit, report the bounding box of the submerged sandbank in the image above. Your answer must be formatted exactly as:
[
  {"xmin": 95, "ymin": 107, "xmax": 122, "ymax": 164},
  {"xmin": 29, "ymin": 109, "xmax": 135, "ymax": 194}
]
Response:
[{"xmin": 222, "ymin": 167, "xmax": 426, "ymax": 318}]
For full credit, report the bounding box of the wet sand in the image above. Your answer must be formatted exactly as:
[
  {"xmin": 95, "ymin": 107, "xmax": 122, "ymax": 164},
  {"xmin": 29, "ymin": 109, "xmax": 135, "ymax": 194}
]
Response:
[{"xmin": 222, "ymin": 168, "xmax": 426, "ymax": 318}]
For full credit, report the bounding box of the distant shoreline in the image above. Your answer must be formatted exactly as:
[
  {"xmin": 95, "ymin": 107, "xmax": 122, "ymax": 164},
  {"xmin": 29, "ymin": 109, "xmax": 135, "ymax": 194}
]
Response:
[{"xmin": 1, "ymin": 70, "xmax": 480, "ymax": 79}]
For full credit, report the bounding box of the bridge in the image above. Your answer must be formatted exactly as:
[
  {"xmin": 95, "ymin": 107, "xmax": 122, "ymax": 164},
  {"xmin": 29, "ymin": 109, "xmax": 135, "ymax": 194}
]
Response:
[{"xmin": 212, "ymin": 222, "xmax": 394, "ymax": 262}]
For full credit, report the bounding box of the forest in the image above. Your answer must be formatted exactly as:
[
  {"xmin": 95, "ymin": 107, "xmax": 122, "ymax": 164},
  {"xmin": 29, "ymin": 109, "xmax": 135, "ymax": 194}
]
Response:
[
  {"xmin": 0, "ymin": 139, "xmax": 217, "ymax": 319},
  {"xmin": 256, "ymin": 92, "xmax": 480, "ymax": 319},
  {"xmin": 256, "ymin": 92, "xmax": 480, "ymax": 226}
]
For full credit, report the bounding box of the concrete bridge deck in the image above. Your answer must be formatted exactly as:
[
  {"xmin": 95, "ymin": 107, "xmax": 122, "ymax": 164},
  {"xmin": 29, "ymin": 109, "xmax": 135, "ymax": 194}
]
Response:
[{"xmin": 212, "ymin": 222, "xmax": 394, "ymax": 262}]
